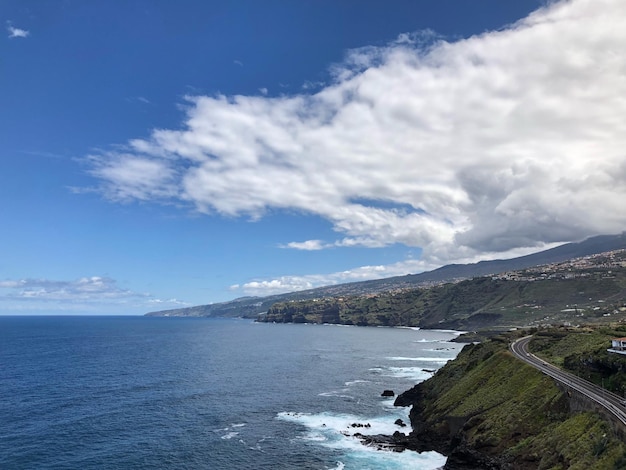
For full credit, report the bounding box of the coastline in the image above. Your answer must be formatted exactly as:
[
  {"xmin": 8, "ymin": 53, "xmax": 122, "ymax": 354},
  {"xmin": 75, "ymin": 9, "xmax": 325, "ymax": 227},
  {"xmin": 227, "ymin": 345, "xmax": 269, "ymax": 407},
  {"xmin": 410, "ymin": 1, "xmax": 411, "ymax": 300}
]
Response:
[{"xmin": 360, "ymin": 333, "xmax": 626, "ymax": 469}]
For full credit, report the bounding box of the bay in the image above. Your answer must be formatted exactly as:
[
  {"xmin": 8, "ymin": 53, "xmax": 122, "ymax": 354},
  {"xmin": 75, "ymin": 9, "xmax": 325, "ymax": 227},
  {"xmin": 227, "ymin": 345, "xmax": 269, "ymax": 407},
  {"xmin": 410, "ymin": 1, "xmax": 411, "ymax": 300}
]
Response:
[{"xmin": 0, "ymin": 316, "xmax": 463, "ymax": 469}]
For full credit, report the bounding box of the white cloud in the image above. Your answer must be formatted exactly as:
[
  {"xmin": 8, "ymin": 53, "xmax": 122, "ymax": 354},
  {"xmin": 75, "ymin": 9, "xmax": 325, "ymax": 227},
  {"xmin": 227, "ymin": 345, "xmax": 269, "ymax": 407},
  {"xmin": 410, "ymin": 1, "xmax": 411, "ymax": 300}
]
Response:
[
  {"xmin": 0, "ymin": 276, "xmax": 189, "ymax": 310},
  {"xmin": 232, "ymin": 242, "xmax": 559, "ymax": 296},
  {"xmin": 0, "ymin": 280, "xmax": 26, "ymax": 288},
  {"xmin": 85, "ymin": 0, "xmax": 626, "ymax": 268},
  {"xmin": 86, "ymin": 153, "xmax": 179, "ymax": 202},
  {"xmin": 7, "ymin": 22, "xmax": 29, "ymax": 38},
  {"xmin": 148, "ymin": 298, "xmax": 188, "ymax": 306},
  {"xmin": 127, "ymin": 96, "xmax": 152, "ymax": 105},
  {"xmin": 0, "ymin": 276, "xmax": 142, "ymax": 301},
  {"xmin": 231, "ymin": 278, "xmax": 315, "ymax": 296},
  {"xmin": 281, "ymin": 240, "xmax": 327, "ymax": 250}
]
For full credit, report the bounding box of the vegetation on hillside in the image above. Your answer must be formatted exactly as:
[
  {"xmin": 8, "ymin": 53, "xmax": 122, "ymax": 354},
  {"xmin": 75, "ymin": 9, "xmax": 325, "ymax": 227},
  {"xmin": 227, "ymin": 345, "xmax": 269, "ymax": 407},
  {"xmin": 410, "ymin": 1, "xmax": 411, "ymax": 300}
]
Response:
[
  {"xmin": 147, "ymin": 235, "xmax": 626, "ymax": 319},
  {"xmin": 260, "ymin": 263, "xmax": 626, "ymax": 329},
  {"xmin": 530, "ymin": 324, "xmax": 626, "ymax": 395},
  {"xmin": 400, "ymin": 335, "xmax": 626, "ymax": 469}
]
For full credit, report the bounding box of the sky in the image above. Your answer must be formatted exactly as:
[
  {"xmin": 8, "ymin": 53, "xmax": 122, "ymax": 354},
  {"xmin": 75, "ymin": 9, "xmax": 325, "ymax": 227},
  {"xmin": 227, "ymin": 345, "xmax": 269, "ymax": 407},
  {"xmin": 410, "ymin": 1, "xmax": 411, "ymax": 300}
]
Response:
[{"xmin": 2, "ymin": 0, "xmax": 626, "ymax": 315}]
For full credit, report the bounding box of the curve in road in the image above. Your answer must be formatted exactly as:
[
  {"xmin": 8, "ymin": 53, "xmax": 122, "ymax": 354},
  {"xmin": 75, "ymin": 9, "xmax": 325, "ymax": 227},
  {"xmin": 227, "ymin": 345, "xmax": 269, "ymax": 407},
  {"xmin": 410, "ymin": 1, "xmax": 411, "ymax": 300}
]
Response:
[{"xmin": 510, "ymin": 335, "xmax": 626, "ymax": 427}]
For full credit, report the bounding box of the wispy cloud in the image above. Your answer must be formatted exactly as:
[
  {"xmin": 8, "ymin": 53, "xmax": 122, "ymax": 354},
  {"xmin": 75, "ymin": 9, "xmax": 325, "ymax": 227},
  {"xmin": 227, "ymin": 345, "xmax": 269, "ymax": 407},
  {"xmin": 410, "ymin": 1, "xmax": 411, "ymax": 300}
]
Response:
[
  {"xmin": 84, "ymin": 0, "xmax": 626, "ymax": 269},
  {"xmin": 7, "ymin": 22, "xmax": 29, "ymax": 38},
  {"xmin": 0, "ymin": 276, "xmax": 144, "ymax": 302},
  {"xmin": 86, "ymin": 153, "xmax": 179, "ymax": 202},
  {"xmin": 0, "ymin": 276, "xmax": 188, "ymax": 311},
  {"xmin": 126, "ymin": 96, "xmax": 152, "ymax": 105},
  {"xmin": 280, "ymin": 240, "xmax": 328, "ymax": 251},
  {"xmin": 147, "ymin": 298, "xmax": 188, "ymax": 306},
  {"xmin": 231, "ymin": 243, "xmax": 557, "ymax": 296}
]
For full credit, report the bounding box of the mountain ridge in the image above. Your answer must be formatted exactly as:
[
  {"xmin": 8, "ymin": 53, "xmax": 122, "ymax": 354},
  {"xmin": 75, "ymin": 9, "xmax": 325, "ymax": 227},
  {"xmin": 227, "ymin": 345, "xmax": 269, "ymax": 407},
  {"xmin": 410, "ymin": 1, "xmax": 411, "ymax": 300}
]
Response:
[{"xmin": 146, "ymin": 233, "xmax": 626, "ymax": 318}]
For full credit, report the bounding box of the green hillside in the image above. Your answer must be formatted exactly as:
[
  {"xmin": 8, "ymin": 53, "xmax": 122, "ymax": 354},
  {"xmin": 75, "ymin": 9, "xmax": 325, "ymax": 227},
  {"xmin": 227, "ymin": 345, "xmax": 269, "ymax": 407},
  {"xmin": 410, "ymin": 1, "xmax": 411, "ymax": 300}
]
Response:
[
  {"xmin": 260, "ymin": 256, "xmax": 626, "ymax": 329},
  {"xmin": 529, "ymin": 325, "xmax": 626, "ymax": 395},
  {"xmin": 395, "ymin": 335, "xmax": 626, "ymax": 469}
]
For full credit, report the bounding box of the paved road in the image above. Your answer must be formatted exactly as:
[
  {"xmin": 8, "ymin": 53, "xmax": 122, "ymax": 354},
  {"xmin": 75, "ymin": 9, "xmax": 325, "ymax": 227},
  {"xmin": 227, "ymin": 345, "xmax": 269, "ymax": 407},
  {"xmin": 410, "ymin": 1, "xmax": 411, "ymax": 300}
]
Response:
[{"xmin": 510, "ymin": 336, "xmax": 626, "ymax": 427}]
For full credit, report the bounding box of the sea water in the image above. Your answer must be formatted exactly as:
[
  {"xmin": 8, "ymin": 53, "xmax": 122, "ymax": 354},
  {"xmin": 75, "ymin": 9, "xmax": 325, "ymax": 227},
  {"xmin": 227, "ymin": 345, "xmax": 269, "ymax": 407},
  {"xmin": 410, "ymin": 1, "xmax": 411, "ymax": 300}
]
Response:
[{"xmin": 0, "ymin": 316, "xmax": 464, "ymax": 469}]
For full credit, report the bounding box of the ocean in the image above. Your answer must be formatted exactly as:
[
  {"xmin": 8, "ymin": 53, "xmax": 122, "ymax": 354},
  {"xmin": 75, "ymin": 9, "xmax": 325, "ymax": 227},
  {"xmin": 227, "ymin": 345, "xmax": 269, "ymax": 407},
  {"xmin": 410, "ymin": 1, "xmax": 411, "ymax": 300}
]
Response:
[{"xmin": 0, "ymin": 316, "xmax": 463, "ymax": 469}]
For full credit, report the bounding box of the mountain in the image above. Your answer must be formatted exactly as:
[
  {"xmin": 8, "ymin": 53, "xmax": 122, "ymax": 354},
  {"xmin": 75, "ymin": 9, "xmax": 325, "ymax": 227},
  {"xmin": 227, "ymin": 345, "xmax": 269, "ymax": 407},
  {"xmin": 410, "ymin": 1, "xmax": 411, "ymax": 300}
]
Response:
[
  {"xmin": 260, "ymin": 252, "xmax": 626, "ymax": 329},
  {"xmin": 146, "ymin": 232, "xmax": 626, "ymax": 318},
  {"xmin": 371, "ymin": 232, "xmax": 626, "ymax": 286}
]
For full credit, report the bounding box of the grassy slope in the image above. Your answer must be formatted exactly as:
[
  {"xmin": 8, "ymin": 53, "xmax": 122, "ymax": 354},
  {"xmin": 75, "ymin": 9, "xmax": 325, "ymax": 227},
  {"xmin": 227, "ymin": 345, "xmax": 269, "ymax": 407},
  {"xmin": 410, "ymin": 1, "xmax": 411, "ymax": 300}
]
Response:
[
  {"xmin": 412, "ymin": 337, "xmax": 626, "ymax": 469},
  {"xmin": 530, "ymin": 325, "xmax": 626, "ymax": 395}
]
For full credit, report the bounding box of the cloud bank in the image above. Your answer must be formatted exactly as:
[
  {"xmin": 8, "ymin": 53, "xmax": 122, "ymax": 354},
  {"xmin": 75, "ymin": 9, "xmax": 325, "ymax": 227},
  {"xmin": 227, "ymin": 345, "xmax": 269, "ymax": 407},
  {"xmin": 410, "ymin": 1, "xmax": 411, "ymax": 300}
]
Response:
[{"xmin": 87, "ymin": 0, "xmax": 626, "ymax": 271}]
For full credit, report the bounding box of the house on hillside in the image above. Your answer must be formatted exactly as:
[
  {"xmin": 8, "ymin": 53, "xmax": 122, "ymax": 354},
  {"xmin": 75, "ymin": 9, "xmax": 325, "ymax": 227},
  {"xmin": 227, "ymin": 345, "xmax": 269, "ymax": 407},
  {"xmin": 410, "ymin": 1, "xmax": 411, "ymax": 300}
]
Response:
[{"xmin": 608, "ymin": 337, "xmax": 626, "ymax": 355}]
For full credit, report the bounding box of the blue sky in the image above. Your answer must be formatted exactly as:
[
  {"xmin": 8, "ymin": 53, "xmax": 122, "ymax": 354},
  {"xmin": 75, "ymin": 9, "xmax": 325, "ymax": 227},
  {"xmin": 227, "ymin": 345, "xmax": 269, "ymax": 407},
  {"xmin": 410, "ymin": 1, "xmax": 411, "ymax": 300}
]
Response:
[{"xmin": 2, "ymin": 0, "xmax": 625, "ymax": 315}]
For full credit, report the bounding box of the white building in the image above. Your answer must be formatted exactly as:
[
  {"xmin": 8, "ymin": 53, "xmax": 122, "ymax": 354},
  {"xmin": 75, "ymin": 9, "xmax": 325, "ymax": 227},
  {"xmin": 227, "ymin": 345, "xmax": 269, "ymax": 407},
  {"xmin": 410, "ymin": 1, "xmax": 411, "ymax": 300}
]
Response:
[{"xmin": 608, "ymin": 337, "xmax": 626, "ymax": 355}]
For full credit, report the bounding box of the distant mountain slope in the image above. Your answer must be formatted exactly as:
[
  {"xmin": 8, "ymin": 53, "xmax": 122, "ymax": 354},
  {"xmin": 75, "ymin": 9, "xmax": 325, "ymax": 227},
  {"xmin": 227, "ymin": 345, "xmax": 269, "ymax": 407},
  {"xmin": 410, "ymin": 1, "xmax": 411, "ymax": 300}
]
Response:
[
  {"xmin": 146, "ymin": 232, "xmax": 626, "ymax": 318},
  {"xmin": 260, "ymin": 260, "xmax": 626, "ymax": 329},
  {"xmin": 367, "ymin": 232, "xmax": 626, "ymax": 286}
]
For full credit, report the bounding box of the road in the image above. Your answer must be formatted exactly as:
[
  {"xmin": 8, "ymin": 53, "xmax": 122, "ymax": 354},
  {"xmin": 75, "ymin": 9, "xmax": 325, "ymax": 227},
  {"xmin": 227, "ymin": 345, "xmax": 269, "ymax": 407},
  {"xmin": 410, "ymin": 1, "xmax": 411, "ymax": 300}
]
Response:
[{"xmin": 510, "ymin": 336, "xmax": 626, "ymax": 427}]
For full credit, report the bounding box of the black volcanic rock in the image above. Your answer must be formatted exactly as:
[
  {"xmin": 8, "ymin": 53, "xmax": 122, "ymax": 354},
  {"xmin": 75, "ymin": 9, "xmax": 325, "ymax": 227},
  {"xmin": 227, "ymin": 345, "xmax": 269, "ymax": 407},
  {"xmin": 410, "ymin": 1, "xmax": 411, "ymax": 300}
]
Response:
[{"xmin": 355, "ymin": 431, "xmax": 411, "ymax": 452}]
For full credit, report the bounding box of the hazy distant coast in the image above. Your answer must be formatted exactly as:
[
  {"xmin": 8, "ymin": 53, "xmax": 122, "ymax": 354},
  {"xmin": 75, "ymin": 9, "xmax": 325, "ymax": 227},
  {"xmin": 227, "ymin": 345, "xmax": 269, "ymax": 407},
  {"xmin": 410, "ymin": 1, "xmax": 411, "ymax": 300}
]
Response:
[{"xmin": 147, "ymin": 234, "xmax": 626, "ymax": 332}]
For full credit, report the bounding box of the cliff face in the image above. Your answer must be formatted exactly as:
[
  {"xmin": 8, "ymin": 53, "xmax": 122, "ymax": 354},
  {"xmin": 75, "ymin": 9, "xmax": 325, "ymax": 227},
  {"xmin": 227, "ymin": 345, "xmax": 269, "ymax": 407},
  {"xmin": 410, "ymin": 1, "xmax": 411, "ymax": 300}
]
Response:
[{"xmin": 393, "ymin": 337, "xmax": 626, "ymax": 469}]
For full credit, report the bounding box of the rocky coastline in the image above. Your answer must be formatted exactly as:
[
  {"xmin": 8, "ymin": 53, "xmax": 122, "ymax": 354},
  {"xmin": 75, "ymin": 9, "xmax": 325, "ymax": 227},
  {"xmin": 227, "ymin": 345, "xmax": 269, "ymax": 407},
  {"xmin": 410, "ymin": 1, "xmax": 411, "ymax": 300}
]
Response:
[{"xmin": 357, "ymin": 334, "xmax": 626, "ymax": 469}]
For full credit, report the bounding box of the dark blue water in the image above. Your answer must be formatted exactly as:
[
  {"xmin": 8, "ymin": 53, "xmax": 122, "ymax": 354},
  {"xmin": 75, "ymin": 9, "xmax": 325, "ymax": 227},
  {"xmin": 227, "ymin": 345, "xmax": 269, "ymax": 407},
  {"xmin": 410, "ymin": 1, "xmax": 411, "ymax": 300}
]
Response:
[{"xmin": 0, "ymin": 316, "xmax": 463, "ymax": 469}]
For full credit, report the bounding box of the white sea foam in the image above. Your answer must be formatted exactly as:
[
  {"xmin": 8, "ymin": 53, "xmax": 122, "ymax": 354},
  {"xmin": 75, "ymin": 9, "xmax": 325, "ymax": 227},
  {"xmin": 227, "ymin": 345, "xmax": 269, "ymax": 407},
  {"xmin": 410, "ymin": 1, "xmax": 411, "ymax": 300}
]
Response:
[
  {"xmin": 318, "ymin": 390, "xmax": 355, "ymax": 400},
  {"xmin": 379, "ymin": 397, "xmax": 398, "ymax": 409},
  {"xmin": 345, "ymin": 379, "xmax": 369, "ymax": 386},
  {"xmin": 386, "ymin": 367, "xmax": 434, "ymax": 381},
  {"xmin": 386, "ymin": 356, "xmax": 451, "ymax": 362},
  {"xmin": 340, "ymin": 445, "xmax": 446, "ymax": 470},
  {"xmin": 302, "ymin": 431, "xmax": 329, "ymax": 442},
  {"xmin": 279, "ymin": 411, "xmax": 406, "ymax": 437},
  {"xmin": 216, "ymin": 422, "xmax": 247, "ymax": 440},
  {"xmin": 429, "ymin": 329, "xmax": 465, "ymax": 335},
  {"xmin": 277, "ymin": 411, "xmax": 446, "ymax": 470},
  {"xmin": 248, "ymin": 436, "xmax": 270, "ymax": 452}
]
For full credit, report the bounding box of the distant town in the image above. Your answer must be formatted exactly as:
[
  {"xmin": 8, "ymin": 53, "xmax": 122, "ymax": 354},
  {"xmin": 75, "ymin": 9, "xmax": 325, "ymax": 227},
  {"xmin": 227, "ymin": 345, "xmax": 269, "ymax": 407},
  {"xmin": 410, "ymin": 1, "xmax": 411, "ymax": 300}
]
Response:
[{"xmin": 493, "ymin": 249, "xmax": 626, "ymax": 282}]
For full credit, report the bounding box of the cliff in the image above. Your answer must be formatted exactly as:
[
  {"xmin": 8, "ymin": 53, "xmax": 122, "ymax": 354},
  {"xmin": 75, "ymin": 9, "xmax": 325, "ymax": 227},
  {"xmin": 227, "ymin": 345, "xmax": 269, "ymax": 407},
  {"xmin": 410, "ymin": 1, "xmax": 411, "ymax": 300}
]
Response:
[{"xmin": 392, "ymin": 335, "xmax": 626, "ymax": 469}]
